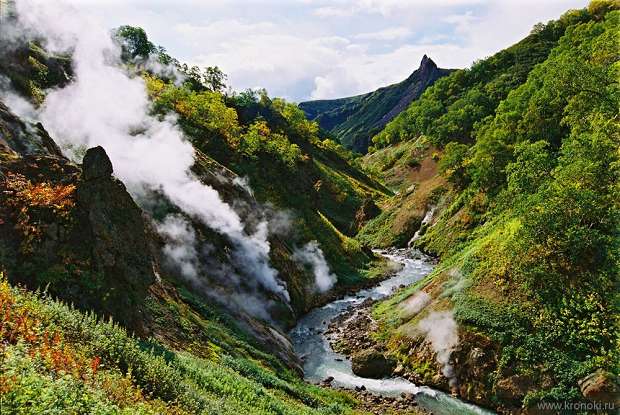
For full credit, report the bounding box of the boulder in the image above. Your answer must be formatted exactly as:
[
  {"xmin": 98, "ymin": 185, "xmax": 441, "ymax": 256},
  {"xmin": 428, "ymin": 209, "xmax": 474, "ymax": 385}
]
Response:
[
  {"xmin": 494, "ymin": 374, "xmax": 534, "ymax": 404},
  {"xmin": 351, "ymin": 349, "xmax": 396, "ymax": 379},
  {"xmin": 578, "ymin": 369, "xmax": 620, "ymax": 404}
]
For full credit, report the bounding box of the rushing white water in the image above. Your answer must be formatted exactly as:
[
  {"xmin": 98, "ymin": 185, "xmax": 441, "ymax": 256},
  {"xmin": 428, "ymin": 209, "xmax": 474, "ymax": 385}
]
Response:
[{"xmin": 289, "ymin": 248, "xmax": 495, "ymax": 415}]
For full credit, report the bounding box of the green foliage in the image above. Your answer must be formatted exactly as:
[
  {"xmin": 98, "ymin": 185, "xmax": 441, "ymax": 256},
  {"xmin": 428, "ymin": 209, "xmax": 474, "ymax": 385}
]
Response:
[
  {"xmin": 195, "ymin": 66, "xmax": 228, "ymax": 93},
  {"xmin": 468, "ymin": 9, "xmax": 619, "ymax": 192},
  {"xmin": 372, "ymin": 8, "xmax": 596, "ymax": 150},
  {"xmin": 115, "ymin": 25, "xmax": 227, "ymax": 92},
  {"xmin": 505, "ymin": 140, "xmax": 555, "ymax": 197},
  {"xmin": 510, "ymin": 127, "xmax": 619, "ymax": 293},
  {"xmin": 437, "ymin": 142, "xmax": 469, "ymax": 189},
  {"xmin": 368, "ymin": 4, "xmax": 620, "ymax": 409},
  {"xmin": 147, "ymin": 75, "xmax": 240, "ymax": 142},
  {"xmin": 0, "ymin": 276, "xmax": 360, "ymax": 414},
  {"xmin": 148, "ymin": 78, "xmax": 308, "ymax": 170},
  {"xmin": 115, "ymin": 26, "xmax": 156, "ymax": 59},
  {"xmin": 239, "ymin": 120, "xmax": 303, "ymax": 168}
]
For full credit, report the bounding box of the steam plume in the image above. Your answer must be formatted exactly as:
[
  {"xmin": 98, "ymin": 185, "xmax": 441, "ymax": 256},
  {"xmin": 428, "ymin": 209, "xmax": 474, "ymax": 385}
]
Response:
[
  {"xmin": 156, "ymin": 215, "xmax": 199, "ymax": 279},
  {"xmin": 293, "ymin": 241, "xmax": 337, "ymax": 292},
  {"xmin": 13, "ymin": 0, "xmax": 290, "ymax": 304},
  {"xmin": 398, "ymin": 291, "xmax": 431, "ymax": 319},
  {"xmin": 417, "ymin": 311, "xmax": 459, "ymax": 388}
]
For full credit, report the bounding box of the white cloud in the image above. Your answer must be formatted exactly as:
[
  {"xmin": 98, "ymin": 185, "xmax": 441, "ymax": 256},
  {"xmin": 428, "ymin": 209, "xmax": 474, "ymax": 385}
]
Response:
[
  {"xmin": 314, "ymin": 6, "xmax": 355, "ymax": 18},
  {"xmin": 310, "ymin": 0, "xmax": 486, "ymax": 18},
  {"xmin": 33, "ymin": 0, "xmax": 588, "ymax": 100},
  {"xmin": 308, "ymin": 0, "xmax": 587, "ymax": 99},
  {"xmin": 182, "ymin": 20, "xmax": 347, "ymax": 99},
  {"xmin": 354, "ymin": 27, "xmax": 411, "ymax": 41}
]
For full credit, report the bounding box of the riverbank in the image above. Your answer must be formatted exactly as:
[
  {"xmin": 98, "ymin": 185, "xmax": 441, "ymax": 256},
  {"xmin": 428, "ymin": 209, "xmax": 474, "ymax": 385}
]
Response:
[{"xmin": 290, "ymin": 249, "xmax": 494, "ymax": 415}]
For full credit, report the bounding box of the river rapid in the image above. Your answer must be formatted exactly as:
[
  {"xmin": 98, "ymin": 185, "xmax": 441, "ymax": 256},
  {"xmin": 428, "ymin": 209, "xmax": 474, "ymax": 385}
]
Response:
[{"xmin": 289, "ymin": 248, "xmax": 495, "ymax": 415}]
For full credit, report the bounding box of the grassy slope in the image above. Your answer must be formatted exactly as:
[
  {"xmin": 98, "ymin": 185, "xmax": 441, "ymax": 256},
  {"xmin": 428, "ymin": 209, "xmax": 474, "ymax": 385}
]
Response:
[
  {"xmin": 0, "ymin": 275, "xmax": 366, "ymax": 415},
  {"xmin": 357, "ymin": 138, "xmax": 447, "ymax": 248},
  {"xmin": 359, "ymin": 3, "xmax": 619, "ymax": 411}
]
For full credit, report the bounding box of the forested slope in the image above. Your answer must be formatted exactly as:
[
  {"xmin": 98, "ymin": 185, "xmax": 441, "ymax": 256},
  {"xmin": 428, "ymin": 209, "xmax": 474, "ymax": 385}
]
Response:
[
  {"xmin": 358, "ymin": 2, "xmax": 619, "ymax": 411},
  {"xmin": 0, "ymin": 1, "xmax": 618, "ymax": 413}
]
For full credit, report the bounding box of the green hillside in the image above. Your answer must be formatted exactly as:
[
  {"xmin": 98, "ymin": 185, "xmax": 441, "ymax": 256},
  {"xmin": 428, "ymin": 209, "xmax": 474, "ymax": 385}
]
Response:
[
  {"xmin": 359, "ymin": 2, "xmax": 619, "ymax": 411},
  {"xmin": 0, "ymin": 25, "xmax": 393, "ymax": 415},
  {"xmin": 299, "ymin": 56, "xmax": 452, "ymax": 154},
  {"xmin": 0, "ymin": 1, "xmax": 618, "ymax": 414},
  {"xmin": 0, "ymin": 273, "xmax": 366, "ymax": 414}
]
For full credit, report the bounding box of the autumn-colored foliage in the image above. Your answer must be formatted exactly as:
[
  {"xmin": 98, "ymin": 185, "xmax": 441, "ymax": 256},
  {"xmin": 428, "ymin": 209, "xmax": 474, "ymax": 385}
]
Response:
[
  {"xmin": 4, "ymin": 172, "xmax": 76, "ymax": 213},
  {"xmin": 2, "ymin": 173, "xmax": 76, "ymax": 252},
  {"xmin": 0, "ymin": 276, "xmax": 94, "ymax": 380}
]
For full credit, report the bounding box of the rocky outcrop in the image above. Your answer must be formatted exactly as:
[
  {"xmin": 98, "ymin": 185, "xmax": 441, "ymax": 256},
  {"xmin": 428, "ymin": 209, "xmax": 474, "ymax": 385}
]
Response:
[
  {"xmin": 0, "ymin": 141, "xmax": 157, "ymax": 332},
  {"xmin": 0, "ymin": 100, "xmax": 63, "ymax": 157},
  {"xmin": 578, "ymin": 370, "xmax": 620, "ymax": 404},
  {"xmin": 75, "ymin": 146, "xmax": 156, "ymax": 329},
  {"xmin": 81, "ymin": 145, "xmax": 113, "ymax": 180},
  {"xmin": 327, "ymin": 298, "xmax": 398, "ymax": 378},
  {"xmin": 348, "ymin": 389, "xmax": 422, "ymax": 415}
]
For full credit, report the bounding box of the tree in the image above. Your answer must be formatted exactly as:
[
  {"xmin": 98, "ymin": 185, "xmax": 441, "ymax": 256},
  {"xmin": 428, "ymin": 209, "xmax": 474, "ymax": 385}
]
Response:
[
  {"xmin": 438, "ymin": 142, "xmax": 470, "ymax": 189},
  {"xmin": 505, "ymin": 140, "xmax": 554, "ymax": 197},
  {"xmin": 202, "ymin": 66, "xmax": 227, "ymax": 93},
  {"xmin": 114, "ymin": 26, "xmax": 156, "ymax": 60},
  {"xmin": 588, "ymin": 0, "xmax": 620, "ymax": 20},
  {"xmin": 182, "ymin": 65, "xmax": 228, "ymax": 93}
]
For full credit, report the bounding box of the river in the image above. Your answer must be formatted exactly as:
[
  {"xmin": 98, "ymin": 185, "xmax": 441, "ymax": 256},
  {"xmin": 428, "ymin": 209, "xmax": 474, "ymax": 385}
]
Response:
[{"xmin": 289, "ymin": 248, "xmax": 495, "ymax": 415}]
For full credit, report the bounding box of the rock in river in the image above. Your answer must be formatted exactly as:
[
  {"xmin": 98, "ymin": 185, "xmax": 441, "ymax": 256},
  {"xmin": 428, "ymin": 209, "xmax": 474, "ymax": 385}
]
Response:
[{"xmin": 351, "ymin": 349, "xmax": 396, "ymax": 379}]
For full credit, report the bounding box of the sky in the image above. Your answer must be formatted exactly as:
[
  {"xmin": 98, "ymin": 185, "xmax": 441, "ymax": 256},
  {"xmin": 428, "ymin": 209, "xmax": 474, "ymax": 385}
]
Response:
[{"xmin": 56, "ymin": 0, "xmax": 587, "ymax": 102}]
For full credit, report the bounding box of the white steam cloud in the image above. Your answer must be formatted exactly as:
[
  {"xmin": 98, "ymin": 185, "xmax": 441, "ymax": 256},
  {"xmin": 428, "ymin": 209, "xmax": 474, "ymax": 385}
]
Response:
[
  {"xmin": 156, "ymin": 215, "xmax": 199, "ymax": 279},
  {"xmin": 14, "ymin": 1, "xmax": 290, "ymax": 304},
  {"xmin": 293, "ymin": 241, "xmax": 337, "ymax": 292},
  {"xmin": 232, "ymin": 176, "xmax": 254, "ymax": 197},
  {"xmin": 137, "ymin": 54, "xmax": 186, "ymax": 86},
  {"xmin": 398, "ymin": 291, "xmax": 431, "ymax": 319},
  {"xmin": 417, "ymin": 311, "xmax": 459, "ymax": 388}
]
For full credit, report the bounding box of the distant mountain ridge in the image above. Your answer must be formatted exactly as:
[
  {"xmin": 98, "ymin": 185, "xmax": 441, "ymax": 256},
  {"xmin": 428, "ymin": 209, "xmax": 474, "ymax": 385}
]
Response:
[{"xmin": 299, "ymin": 55, "xmax": 453, "ymax": 153}]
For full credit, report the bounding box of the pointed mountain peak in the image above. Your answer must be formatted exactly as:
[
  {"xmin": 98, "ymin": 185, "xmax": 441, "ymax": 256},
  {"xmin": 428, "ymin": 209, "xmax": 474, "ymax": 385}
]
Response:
[{"xmin": 419, "ymin": 54, "xmax": 437, "ymax": 70}]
